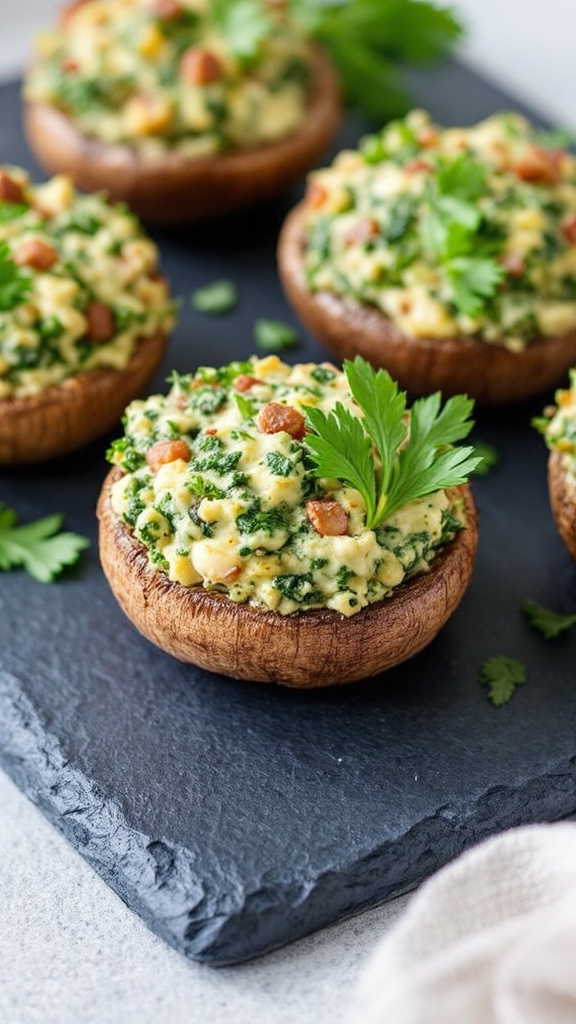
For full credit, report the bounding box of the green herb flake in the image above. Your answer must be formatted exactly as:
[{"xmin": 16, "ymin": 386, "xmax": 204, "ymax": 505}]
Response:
[
  {"xmin": 521, "ymin": 600, "xmax": 576, "ymax": 640},
  {"xmin": 265, "ymin": 451, "xmax": 294, "ymax": 477},
  {"xmin": 0, "ymin": 241, "xmax": 32, "ymax": 311},
  {"xmin": 0, "ymin": 200, "xmax": 29, "ymax": 224},
  {"xmin": 254, "ymin": 318, "xmax": 299, "ymax": 353},
  {"xmin": 191, "ymin": 279, "xmax": 238, "ymax": 315},
  {"xmin": 0, "ymin": 502, "xmax": 89, "ymax": 583},
  {"xmin": 480, "ymin": 655, "xmax": 527, "ymax": 707}
]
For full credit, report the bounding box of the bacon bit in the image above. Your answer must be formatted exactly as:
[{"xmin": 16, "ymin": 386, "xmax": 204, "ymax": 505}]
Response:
[
  {"xmin": 222, "ymin": 565, "xmax": 242, "ymax": 583},
  {"xmin": 562, "ymin": 213, "xmax": 576, "ymax": 245},
  {"xmin": 306, "ymin": 500, "xmax": 349, "ymax": 537},
  {"xmin": 306, "ymin": 182, "xmax": 328, "ymax": 210},
  {"xmin": 0, "ymin": 171, "xmax": 24, "ymax": 204},
  {"xmin": 234, "ymin": 374, "xmax": 261, "ymax": 392},
  {"xmin": 150, "ymin": 0, "xmax": 183, "ymax": 20},
  {"xmin": 180, "ymin": 47, "xmax": 223, "ymax": 86},
  {"xmin": 257, "ymin": 402, "xmax": 306, "ymax": 440},
  {"xmin": 511, "ymin": 145, "xmax": 563, "ymax": 185},
  {"xmin": 500, "ymin": 251, "xmax": 525, "ymax": 278},
  {"xmin": 146, "ymin": 438, "xmax": 191, "ymax": 473},
  {"xmin": 13, "ymin": 238, "xmax": 58, "ymax": 271},
  {"xmin": 405, "ymin": 157, "xmax": 433, "ymax": 175},
  {"xmin": 61, "ymin": 56, "xmax": 80, "ymax": 73},
  {"xmin": 59, "ymin": 0, "xmax": 89, "ymax": 26},
  {"xmin": 85, "ymin": 302, "xmax": 115, "ymax": 343},
  {"xmin": 344, "ymin": 218, "xmax": 379, "ymax": 246},
  {"xmin": 204, "ymin": 428, "xmax": 218, "ymax": 435},
  {"xmin": 398, "ymin": 297, "xmax": 413, "ymax": 315}
]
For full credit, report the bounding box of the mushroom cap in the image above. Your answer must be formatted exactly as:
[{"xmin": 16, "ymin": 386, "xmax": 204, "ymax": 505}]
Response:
[
  {"xmin": 278, "ymin": 201, "xmax": 576, "ymax": 405},
  {"xmin": 97, "ymin": 468, "xmax": 478, "ymax": 688},
  {"xmin": 0, "ymin": 330, "xmax": 168, "ymax": 464},
  {"xmin": 24, "ymin": 49, "xmax": 342, "ymax": 224},
  {"xmin": 548, "ymin": 449, "xmax": 576, "ymax": 560}
]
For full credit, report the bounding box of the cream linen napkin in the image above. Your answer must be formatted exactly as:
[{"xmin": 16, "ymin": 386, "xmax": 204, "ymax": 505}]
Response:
[{"xmin": 348, "ymin": 823, "xmax": 576, "ymax": 1024}]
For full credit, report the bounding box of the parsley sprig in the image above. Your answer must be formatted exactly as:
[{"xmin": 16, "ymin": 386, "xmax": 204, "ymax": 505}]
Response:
[
  {"xmin": 480, "ymin": 655, "xmax": 526, "ymax": 707},
  {"xmin": 305, "ymin": 356, "xmax": 479, "ymax": 530},
  {"xmin": 212, "ymin": 0, "xmax": 463, "ymax": 119},
  {"xmin": 0, "ymin": 241, "xmax": 32, "ymax": 311},
  {"xmin": 521, "ymin": 600, "xmax": 576, "ymax": 640},
  {"xmin": 422, "ymin": 155, "xmax": 506, "ymax": 317},
  {"xmin": 0, "ymin": 503, "xmax": 89, "ymax": 583}
]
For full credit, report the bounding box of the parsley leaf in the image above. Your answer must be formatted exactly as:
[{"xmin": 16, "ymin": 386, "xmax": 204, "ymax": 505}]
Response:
[
  {"xmin": 446, "ymin": 257, "xmax": 506, "ymax": 318},
  {"xmin": 191, "ymin": 280, "xmax": 237, "ymax": 315},
  {"xmin": 0, "ymin": 241, "xmax": 32, "ymax": 311},
  {"xmin": 289, "ymin": 0, "xmax": 463, "ymax": 120},
  {"xmin": 521, "ymin": 600, "xmax": 576, "ymax": 640},
  {"xmin": 211, "ymin": 0, "xmax": 273, "ymax": 61},
  {"xmin": 254, "ymin": 319, "xmax": 299, "ymax": 352},
  {"xmin": 305, "ymin": 356, "xmax": 479, "ymax": 529},
  {"xmin": 0, "ymin": 201, "xmax": 29, "ymax": 224},
  {"xmin": 472, "ymin": 441, "xmax": 499, "ymax": 477},
  {"xmin": 0, "ymin": 503, "xmax": 89, "ymax": 583},
  {"xmin": 422, "ymin": 155, "xmax": 506, "ymax": 317},
  {"xmin": 480, "ymin": 655, "xmax": 526, "ymax": 707}
]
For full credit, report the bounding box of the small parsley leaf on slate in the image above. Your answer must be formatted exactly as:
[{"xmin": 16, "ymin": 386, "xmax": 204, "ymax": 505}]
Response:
[
  {"xmin": 0, "ymin": 503, "xmax": 89, "ymax": 583},
  {"xmin": 191, "ymin": 280, "xmax": 238, "ymax": 315},
  {"xmin": 521, "ymin": 600, "xmax": 576, "ymax": 640},
  {"xmin": 471, "ymin": 441, "xmax": 499, "ymax": 476},
  {"xmin": 254, "ymin": 319, "xmax": 299, "ymax": 352},
  {"xmin": 480, "ymin": 655, "xmax": 526, "ymax": 707}
]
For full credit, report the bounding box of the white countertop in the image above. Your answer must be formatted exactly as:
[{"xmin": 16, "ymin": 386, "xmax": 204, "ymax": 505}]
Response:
[{"xmin": 1, "ymin": 3, "xmax": 574, "ymax": 1022}]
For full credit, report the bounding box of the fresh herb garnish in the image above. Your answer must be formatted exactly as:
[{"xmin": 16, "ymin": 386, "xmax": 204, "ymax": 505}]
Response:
[
  {"xmin": 521, "ymin": 600, "xmax": 576, "ymax": 640},
  {"xmin": 191, "ymin": 280, "xmax": 238, "ymax": 315},
  {"xmin": 0, "ymin": 241, "xmax": 32, "ymax": 311},
  {"xmin": 0, "ymin": 201, "xmax": 28, "ymax": 224},
  {"xmin": 211, "ymin": 0, "xmax": 273, "ymax": 61},
  {"xmin": 210, "ymin": 0, "xmax": 462, "ymax": 118},
  {"xmin": 480, "ymin": 655, "xmax": 527, "ymax": 707},
  {"xmin": 0, "ymin": 503, "xmax": 89, "ymax": 583},
  {"xmin": 254, "ymin": 318, "xmax": 299, "ymax": 352},
  {"xmin": 305, "ymin": 356, "xmax": 479, "ymax": 530},
  {"xmin": 472, "ymin": 441, "xmax": 499, "ymax": 476},
  {"xmin": 289, "ymin": 0, "xmax": 463, "ymax": 120},
  {"xmin": 422, "ymin": 155, "xmax": 506, "ymax": 317}
]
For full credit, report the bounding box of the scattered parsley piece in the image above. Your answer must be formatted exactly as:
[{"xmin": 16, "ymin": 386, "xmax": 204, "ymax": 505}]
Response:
[
  {"xmin": 191, "ymin": 280, "xmax": 238, "ymax": 315},
  {"xmin": 0, "ymin": 503, "xmax": 89, "ymax": 583},
  {"xmin": 521, "ymin": 600, "xmax": 576, "ymax": 640},
  {"xmin": 480, "ymin": 655, "xmax": 526, "ymax": 707},
  {"xmin": 305, "ymin": 355, "xmax": 480, "ymax": 529},
  {"xmin": 534, "ymin": 126, "xmax": 575, "ymax": 150},
  {"xmin": 472, "ymin": 441, "xmax": 499, "ymax": 477},
  {"xmin": 254, "ymin": 318, "xmax": 299, "ymax": 352},
  {"xmin": 0, "ymin": 240, "xmax": 32, "ymax": 311}
]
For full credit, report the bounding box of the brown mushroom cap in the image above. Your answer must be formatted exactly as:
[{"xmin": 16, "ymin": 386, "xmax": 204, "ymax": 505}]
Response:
[
  {"xmin": 278, "ymin": 201, "xmax": 576, "ymax": 405},
  {"xmin": 548, "ymin": 449, "xmax": 576, "ymax": 560},
  {"xmin": 0, "ymin": 330, "xmax": 168, "ymax": 464},
  {"xmin": 24, "ymin": 49, "xmax": 341, "ymax": 224},
  {"xmin": 97, "ymin": 469, "xmax": 478, "ymax": 687}
]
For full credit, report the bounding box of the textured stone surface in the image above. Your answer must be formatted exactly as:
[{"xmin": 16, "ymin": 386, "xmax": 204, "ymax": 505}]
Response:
[{"xmin": 1, "ymin": 69, "xmax": 576, "ymax": 966}]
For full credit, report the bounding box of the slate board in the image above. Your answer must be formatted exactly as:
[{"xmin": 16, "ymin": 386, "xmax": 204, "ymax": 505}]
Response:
[{"xmin": 1, "ymin": 64, "xmax": 576, "ymax": 967}]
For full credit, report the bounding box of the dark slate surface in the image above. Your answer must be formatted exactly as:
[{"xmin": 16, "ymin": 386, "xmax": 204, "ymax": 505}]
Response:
[{"xmin": 1, "ymin": 65, "xmax": 576, "ymax": 966}]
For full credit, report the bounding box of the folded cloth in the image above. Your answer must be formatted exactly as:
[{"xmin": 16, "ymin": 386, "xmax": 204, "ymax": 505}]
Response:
[{"xmin": 349, "ymin": 823, "xmax": 576, "ymax": 1024}]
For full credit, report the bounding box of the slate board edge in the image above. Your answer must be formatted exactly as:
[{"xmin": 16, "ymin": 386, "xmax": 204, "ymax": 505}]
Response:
[{"xmin": 2, "ymin": 667, "xmax": 575, "ymax": 966}]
